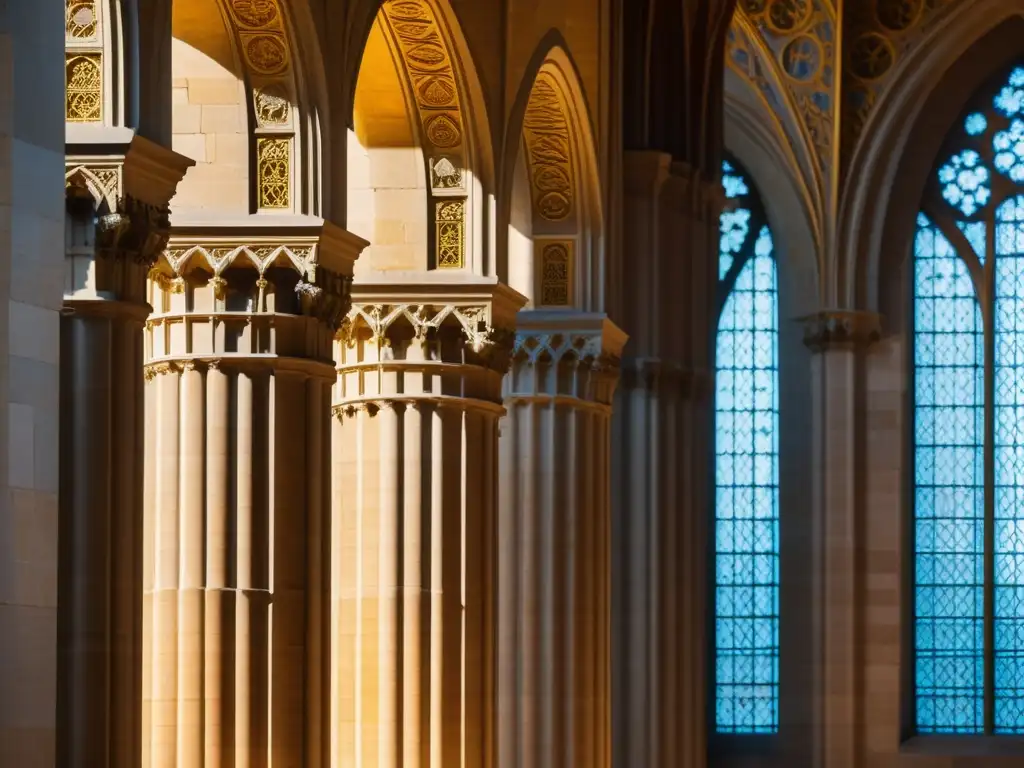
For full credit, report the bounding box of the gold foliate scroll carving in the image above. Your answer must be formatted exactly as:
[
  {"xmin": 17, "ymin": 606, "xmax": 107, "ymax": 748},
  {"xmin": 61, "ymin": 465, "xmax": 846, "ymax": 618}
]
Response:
[
  {"xmin": 257, "ymin": 137, "xmax": 290, "ymax": 208},
  {"xmin": 435, "ymin": 200, "xmax": 465, "ymax": 269},
  {"xmin": 379, "ymin": 0, "xmax": 464, "ymax": 153},
  {"xmin": 228, "ymin": 0, "xmax": 281, "ymax": 29},
  {"xmin": 523, "ymin": 71, "xmax": 574, "ymax": 222},
  {"xmin": 539, "ymin": 241, "xmax": 573, "ymax": 307},
  {"xmin": 66, "ymin": 53, "xmax": 102, "ymax": 122},
  {"xmin": 66, "ymin": 0, "xmax": 97, "ymax": 39}
]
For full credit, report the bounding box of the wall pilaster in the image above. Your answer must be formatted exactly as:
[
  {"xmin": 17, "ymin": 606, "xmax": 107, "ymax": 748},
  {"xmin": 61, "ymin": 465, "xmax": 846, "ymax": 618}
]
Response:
[
  {"xmin": 496, "ymin": 309, "xmax": 626, "ymax": 768},
  {"xmin": 141, "ymin": 221, "xmax": 365, "ymax": 768},
  {"xmin": 331, "ymin": 281, "xmax": 524, "ymax": 768},
  {"xmin": 803, "ymin": 309, "xmax": 882, "ymax": 768},
  {"xmin": 612, "ymin": 150, "xmax": 723, "ymax": 768},
  {"xmin": 59, "ymin": 134, "xmax": 192, "ymax": 768}
]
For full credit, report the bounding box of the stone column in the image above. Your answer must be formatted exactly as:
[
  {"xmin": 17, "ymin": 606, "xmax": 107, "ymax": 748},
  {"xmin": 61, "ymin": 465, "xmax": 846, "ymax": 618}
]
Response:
[
  {"xmin": 611, "ymin": 151, "xmax": 722, "ymax": 768},
  {"xmin": 59, "ymin": 136, "xmax": 192, "ymax": 768},
  {"xmin": 803, "ymin": 311, "xmax": 881, "ymax": 768},
  {"xmin": 141, "ymin": 222, "xmax": 364, "ymax": 767},
  {"xmin": 496, "ymin": 310, "xmax": 625, "ymax": 768},
  {"xmin": 331, "ymin": 282, "xmax": 523, "ymax": 768}
]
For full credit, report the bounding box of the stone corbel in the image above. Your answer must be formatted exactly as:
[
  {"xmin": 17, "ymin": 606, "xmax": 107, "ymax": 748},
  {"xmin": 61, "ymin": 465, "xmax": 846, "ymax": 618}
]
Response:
[
  {"xmin": 801, "ymin": 309, "xmax": 883, "ymax": 352},
  {"xmin": 66, "ymin": 133, "xmax": 194, "ymax": 267}
]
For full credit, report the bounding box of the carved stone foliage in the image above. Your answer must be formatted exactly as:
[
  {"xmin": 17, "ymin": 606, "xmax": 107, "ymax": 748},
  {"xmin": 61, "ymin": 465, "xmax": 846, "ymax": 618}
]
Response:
[
  {"xmin": 732, "ymin": 0, "xmax": 835, "ymax": 178},
  {"xmin": 340, "ymin": 302, "xmax": 515, "ymax": 368},
  {"xmin": 523, "ymin": 70, "xmax": 575, "ymax": 222},
  {"xmin": 378, "ymin": 0, "xmax": 464, "ymax": 158},
  {"xmin": 65, "ymin": 163, "xmax": 171, "ymax": 266},
  {"xmin": 435, "ymin": 200, "xmax": 465, "ymax": 268},
  {"xmin": 538, "ymin": 241, "xmax": 573, "ymax": 307},
  {"xmin": 65, "ymin": 53, "xmax": 102, "ymax": 122},
  {"xmin": 257, "ymin": 137, "xmax": 290, "ymax": 208},
  {"xmin": 842, "ymin": 0, "xmax": 957, "ymax": 165}
]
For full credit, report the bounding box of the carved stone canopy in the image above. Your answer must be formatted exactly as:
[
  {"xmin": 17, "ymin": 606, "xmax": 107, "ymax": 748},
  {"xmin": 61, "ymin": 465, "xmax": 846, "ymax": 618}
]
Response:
[{"xmin": 155, "ymin": 218, "xmax": 369, "ymax": 331}]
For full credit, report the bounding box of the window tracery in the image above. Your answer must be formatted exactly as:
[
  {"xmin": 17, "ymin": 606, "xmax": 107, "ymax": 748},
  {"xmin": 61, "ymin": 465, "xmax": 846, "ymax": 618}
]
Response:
[
  {"xmin": 912, "ymin": 63, "xmax": 1024, "ymax": 735},
  {"xmin": 714, "ymin": 158, "xmax": 780, "ymax": 735}
]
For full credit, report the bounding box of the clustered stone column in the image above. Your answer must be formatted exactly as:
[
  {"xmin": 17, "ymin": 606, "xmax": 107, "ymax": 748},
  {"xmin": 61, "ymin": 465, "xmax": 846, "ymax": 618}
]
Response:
[
  {"xmin": 59, "ymin": 135, "xmax": 192, "ymax": 768},
  {"xmin": 496, "ymin": 310, "xmax": 625, "ymax": 768},
  {"xmin": 140, "ymin": 223, "xmax": 363, "ymax": 767},
  {"xmin": 331, "ymin": 282, "xmax": 523, "ymax": 767},
  {"xmin": 803, "ymin": 310, "xmax": 881, "ymax": 768},
  {"xmin": 612, "ymin": 151, "xmax": 723, "ymax": 768}
]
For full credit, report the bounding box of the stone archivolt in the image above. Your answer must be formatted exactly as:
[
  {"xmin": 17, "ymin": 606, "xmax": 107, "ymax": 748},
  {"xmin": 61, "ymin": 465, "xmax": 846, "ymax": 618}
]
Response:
[
  {"xmin": 523, "ymin": 70, "xmax": 575, "ymax": 222},
  {"xmin": 379, "ymin": 0, "xmax": 465, "ymax": 156}
]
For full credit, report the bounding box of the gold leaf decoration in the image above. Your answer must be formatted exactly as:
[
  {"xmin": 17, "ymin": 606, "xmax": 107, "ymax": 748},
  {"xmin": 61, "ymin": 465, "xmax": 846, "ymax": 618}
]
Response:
[
  {"xmin": 379, "ymin": 0, "xmax": 465, "ymax": 153},
  {"xmin": 435, "ymin": 200, "xmax": 465, "ymax": 269},
  {"xmin": 540, "ymin": 242, "xmax": 573, "ymax": 307},
  {"xmin": 244, "ymin": 34, "xmax": 288, "ymax": 75},
  {"xmin": 257, "ymin": 137, "xmax": 290, "ymax": 208},
  {"xmin": 65, "ymin": 0, "xmax": 97, "ymax": 39},
  {"xmin": 523, "ymin": 71, "xmax": 574, "ymax": 222},
  {"xmin": 65, "ymin": 54, "xmax": 102, "ymax": 122},
  {"xmin": 425, "ymin": 114, "xmax": 461, "ymax": 148},
  {"xmin": 229, "ymin": 0, "xmax": 279, "ymax": 28}
]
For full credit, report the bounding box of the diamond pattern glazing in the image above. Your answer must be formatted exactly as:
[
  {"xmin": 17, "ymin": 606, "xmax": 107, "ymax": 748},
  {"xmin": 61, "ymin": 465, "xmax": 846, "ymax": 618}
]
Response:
[{"xmin": 715, "ymin": 159, "xmax": 779, "ymax": 734}]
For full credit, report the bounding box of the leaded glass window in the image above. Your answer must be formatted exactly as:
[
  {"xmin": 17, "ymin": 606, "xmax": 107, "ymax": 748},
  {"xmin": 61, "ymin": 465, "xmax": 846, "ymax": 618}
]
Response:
[
  {"xmin": 714, "ymin": 157, "xmax": 780, "ymax": 734},
  {"xmin": 913, "ymin": 63, "xmax": 1024, "ymax": 735}
]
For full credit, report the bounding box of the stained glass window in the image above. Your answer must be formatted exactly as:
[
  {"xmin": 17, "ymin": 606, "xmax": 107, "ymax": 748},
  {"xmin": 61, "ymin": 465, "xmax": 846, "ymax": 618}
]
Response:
[
  {"xmin": 913, "ymin": 63, "xmax": 1024, "ymax": 735},
  {"xmin": 714, "ymin": 158, "xmax": 780, "ymax": 734}
]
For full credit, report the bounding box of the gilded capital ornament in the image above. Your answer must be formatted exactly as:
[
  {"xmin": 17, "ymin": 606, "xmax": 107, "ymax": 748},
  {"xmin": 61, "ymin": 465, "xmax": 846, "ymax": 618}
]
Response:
[{"xmin": 802, "ymin": 310, "xmax": 882, "ymax": 351}]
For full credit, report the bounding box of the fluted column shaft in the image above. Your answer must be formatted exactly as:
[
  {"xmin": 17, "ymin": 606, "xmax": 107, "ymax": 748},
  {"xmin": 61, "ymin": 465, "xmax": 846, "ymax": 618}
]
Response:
[
  {"xmin": 331, "ymin": 292, "xmax": 522, "ymax": 768},
  {"xmin": 59, "ymin": 299, "xmax": 148, "ymax": 768},
  {"xmin": 58, "ymin": 141, "xmax": 191, "ymax": 768},
  {"xmin": 804, "ymin": 312, "xmax": 881, "ymax": 768},
  {"xmin": 496, "ymin": 312, "xmax": 625, "ymax": 768},
  {"xmin": 141, "ymin": 225, "xmax": 361, "ymax": 768},
  {"xmin": 611, "ymin": 151, "xmax": 722, "ymax": 768}
]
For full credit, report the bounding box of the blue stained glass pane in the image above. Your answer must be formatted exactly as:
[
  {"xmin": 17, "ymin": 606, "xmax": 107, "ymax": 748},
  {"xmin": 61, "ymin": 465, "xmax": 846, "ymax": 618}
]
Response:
[
  {"xmin": 914, "ymin": 214, "xmax": 985, "ymax": 734},
  {"xmin": 994, "ymin": 196, "xmax": 1024, "ymax": 732},
  {"xmin": 715, "ymin": 168, "xmax": 779, "ymax": 735}
]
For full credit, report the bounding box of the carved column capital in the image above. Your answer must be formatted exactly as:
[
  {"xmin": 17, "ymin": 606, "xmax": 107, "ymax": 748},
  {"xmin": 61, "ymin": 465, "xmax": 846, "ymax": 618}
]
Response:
[
  {"xmin": 802, "ymin": 310, "xmax": 883, "ymax": 352},
  {"xmin": 507, "ymin": 311, "xmax": 628, "ymax": 407}
]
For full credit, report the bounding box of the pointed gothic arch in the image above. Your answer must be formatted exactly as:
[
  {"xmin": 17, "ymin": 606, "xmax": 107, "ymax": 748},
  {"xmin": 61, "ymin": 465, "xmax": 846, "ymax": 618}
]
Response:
[
  {"xmin": 501, "ymin": 35, "xmax": 605, "ymax": 311},
  {"xmin": 347, "ymin": 0, "xmax": 494, "ymax": 276},
  {"xmin": 839, "ymin": 3, "xmax": 1024, "ymax": 316}
]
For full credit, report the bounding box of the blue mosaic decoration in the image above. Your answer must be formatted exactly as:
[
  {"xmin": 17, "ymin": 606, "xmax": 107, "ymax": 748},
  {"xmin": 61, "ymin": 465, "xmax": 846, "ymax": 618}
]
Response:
[
  {"xmin": 715, "ymin": 158, "xmax": 780, "ymax": 734},
  {"xmin": 914, "ymin": 63, "xmax": 1024, "ymax": 735}
]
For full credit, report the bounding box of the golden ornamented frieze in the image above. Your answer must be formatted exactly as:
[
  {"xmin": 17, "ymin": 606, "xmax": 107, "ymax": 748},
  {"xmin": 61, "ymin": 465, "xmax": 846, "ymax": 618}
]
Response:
[
  {"xmin": 243, "ymin": 34, "xmax": 289, "ymax": 75},
  {"xmin": 161, "ymin": 242, "xmax": 317, "ymax": 279},
  {"xmin": 539, "ymin": 241, "xmax": 573, "ymax": 307},
  {"xmin": 802, "ymin": 309, "xmax": 882, "ymax": 351},
  {"xmin": 65, "ymin": 0, "xmax": 97, "ymax": 39},
  {"xmin": 228, "ymin": 0, "xmax": 281, "ymax": 29},
  {"xmin": 523, "ymin": 71, "xmax": 574, "ymax": 222},
  {"xmin": 379, "ymin": 0, "xmax": 464, "ymax": 154},
  {"xmin": 254, "ymin": 84, "xmax": 290, "ymax": 126},
  {"xmin": 257, "ymin": 137, "xmax": 290, "ymax": 208},
  {"xmin": 66, "ymin": 53, "xmax": 102, "ymax": 122},
  {"xmin": 435, "ymin": 200, "xmax": 465, "ymax": 268}
]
